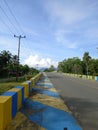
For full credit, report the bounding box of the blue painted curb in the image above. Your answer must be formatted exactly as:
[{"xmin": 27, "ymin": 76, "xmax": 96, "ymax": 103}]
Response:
[
  {"xmin": 36, "ymin": 83, "xmax": 54, "ymax": 88},
  {"xmin": 32, "ymin": 88, "xmax": 60, "ymax": 98},
  {"xmin": 21, "ymin": 99, "xmax": 82, "ymax": 130}
]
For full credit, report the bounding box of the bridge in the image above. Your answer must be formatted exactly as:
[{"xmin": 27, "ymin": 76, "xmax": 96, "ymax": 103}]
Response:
[{"xmin": 0, "ymin": 72, "xmax": 98, "ymax": 130}]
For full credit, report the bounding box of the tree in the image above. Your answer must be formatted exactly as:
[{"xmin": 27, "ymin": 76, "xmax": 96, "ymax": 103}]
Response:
[
  {"xmin": 89, "ymin": 59, "xmax": 98, "ymax": 76},
  {"xmin": 73, "ymin": 64, "xmax": 83, "ymax": 74},
  {"xmin": 29, "ymin": 67, "xmax": 39, "ymax": 74},
  {"xmin": 49, "ymin": 65, "xmax": 55, "ymax": 71},
  {"xmin": 22, "ymin": 65, "xmax": 30, "ymax": 74},
  {"xmin": 0, "ymin": 50, "xmax": 12, "ymax": 65},
  {"xmin": 0, "ymin": 50, "xmax": 12, "ymax": 77},
  {"xmin": 58, "ymin": 57, "xmax": 82, "ymax": 74},
  {"xmin": 9, "ymin": 55, "xmax": 18, "ymax": 76},
  {"xmin": 44, "ymin": 65, "xmax": 55, "ymax": 72},
  {"xmin": 0, "ymin": 50, "xmax": 39, "ymax": 79},
  {"xmin": 58, "ymin": 61, "xmax": 66, "ymax": 72},
  {"xmin": 83, "ymin": 52, "xmax": 91, "ymax": 75}
]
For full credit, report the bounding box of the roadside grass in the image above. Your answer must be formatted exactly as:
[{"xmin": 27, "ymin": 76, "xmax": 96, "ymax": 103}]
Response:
[
  {"xmin": 0, "ymin": 73, "xmax": 39, "ymax": 95},
  {"xmin": 0, "ymin": 82, "xmax": 24, "ymax": 95}
]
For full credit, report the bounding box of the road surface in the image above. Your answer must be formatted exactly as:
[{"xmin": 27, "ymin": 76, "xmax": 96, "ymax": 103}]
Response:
[{"xmin": 46, "ymin": 72, "xmax": 98, "ymax": 130}]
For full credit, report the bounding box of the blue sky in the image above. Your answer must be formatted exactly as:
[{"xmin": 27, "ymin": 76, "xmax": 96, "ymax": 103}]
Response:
[{"xmin": 0, "ymin": 0, "xmax": 98, "ymax": 68}]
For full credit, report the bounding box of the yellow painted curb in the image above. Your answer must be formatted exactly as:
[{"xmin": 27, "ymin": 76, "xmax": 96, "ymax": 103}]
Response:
[
  {"xmin": 6, "ymin": 112, "xmax": 46, "ymax": 130},
  {"xmin": 30, "ymin": 93, "xmax": 70, "ymax": 113}
]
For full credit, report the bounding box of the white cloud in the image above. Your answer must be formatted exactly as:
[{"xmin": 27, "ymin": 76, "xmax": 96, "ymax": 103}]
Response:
[{"xmin": 23, "ymin": 55, "xmax": 58, "ymax": 68}]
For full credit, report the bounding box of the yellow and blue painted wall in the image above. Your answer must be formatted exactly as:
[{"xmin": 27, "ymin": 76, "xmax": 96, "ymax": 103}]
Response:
[
  {"xmin": 0, "ymin": 72, "xmax": 42, "ymax": 130},
  {"xmin": 64, "ymin": 73, "xmax": 98, "ymax": 81}
]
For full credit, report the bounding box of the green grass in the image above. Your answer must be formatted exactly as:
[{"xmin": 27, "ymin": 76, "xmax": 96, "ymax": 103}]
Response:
[
  {"xmin": 0, "ymin": 73, "xmax": 39, "ymax": 95},
  {"xmin": 0, "ymin": 82, "xmax": 24, "ymax": 95},
  {"xmin": 0, "ymin": 77, "xmax": 26, "ymax": 95}
]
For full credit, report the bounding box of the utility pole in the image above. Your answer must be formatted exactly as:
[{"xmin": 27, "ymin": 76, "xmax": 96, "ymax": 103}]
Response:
[{"xmin": 14, "ymin": 35, "xmax": 26, "ymax": 81}]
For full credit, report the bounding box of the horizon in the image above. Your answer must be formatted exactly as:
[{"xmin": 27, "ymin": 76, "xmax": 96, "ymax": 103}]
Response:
[{"xmin": 0, "ymin": 0, "xmax": 98, "ymax": 68}]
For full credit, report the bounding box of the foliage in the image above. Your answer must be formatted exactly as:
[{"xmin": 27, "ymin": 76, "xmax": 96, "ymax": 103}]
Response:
[
  {"xmin": 0, "ymin": 50, "xmax": 39, "ymax": 78},
  {"xmin": 44, "ymin": 65, "xmax": 56, "ymax": 72},
  {"xmin": 83, "ymin": 52, "xmax": 91, "ymax": 75},
  {"xmin": 58, "ymin": 52, "xmax": 98, "ymax": 76}
]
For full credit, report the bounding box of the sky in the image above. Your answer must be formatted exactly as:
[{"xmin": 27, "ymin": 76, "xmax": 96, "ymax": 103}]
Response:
[{"xmin": 0, "ymin": 0, "xmax": 98, "ymax": 68}]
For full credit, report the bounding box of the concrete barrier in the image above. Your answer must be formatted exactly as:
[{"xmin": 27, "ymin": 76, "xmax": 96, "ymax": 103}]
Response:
[
  {"xmin": 95, "ymin": 76, "xmax": 98, "ymax": 81},
  {"xmin": 30, "ymin": 77, "xmax": 35, "ymax": 86},
  {"xmin": 15, "ymin": 86, "xmax": 25, "ymax": 105},
  {"xmin": 21, "ymin": 82, "xmax": 30, "ymax": 98},
  {"xmin": 64, "ymin": 73, "xmax": 98, "ymax": 82},
  {"xmin": 0, "ymin": 72, "xmax": 42, "ymax": 130},
  {"xmin": 0, "ymin": 96, "xmax": 12, "ymax": 130},
  {"xmin": 26, "ymin": 81, "xmax": 32, "ymax": 93},
  {"xmin": 30, "ymin": 72, "xmax": 42, "ymax": 87},
  {"xmin": 82, "ymin": 75, "xmax": 87, "ymax": 79},
  {"xmin": 8, "ymin": 88, "xmax": 22, "ymax": 110},
  {"xmin": 89, "ymin": 76, "xmax": 93, "ymax": 80},
  {"xmin": 2, "ymin": 91, "xmax": 17, "ymax": 118}
]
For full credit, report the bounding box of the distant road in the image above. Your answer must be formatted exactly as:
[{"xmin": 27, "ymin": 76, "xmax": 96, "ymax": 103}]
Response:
[{"xmin": 46, "ymin": 72, "xmax": 98, "ymax": 130}]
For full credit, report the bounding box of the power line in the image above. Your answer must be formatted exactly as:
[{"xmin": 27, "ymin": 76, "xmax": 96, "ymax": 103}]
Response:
[
  {"xmin": 3, "ymin": 0, "xmax": 31, "ymax": 53},
  {"xmin": 0, "ymin": 1, "xmax": 33, "ymax": 65},
  {"xmin": 3, "ymin": 0, "xmax": 34, "ymax": 52},
  {"xmin": 0, "ymin": 0, "xmax": 35, "ymax": 59},
  {"xmin": 3, "ymin": 0, "xmax": 25, "ymax": 34},
  {"xmin": 0, "ymin": 4, "xmax": 19, "ymax": 33},
  {"xmin": 3, "ymin": 0, "xmax": 36, "ymax": 56},
  {"xmin": 1, "ymin": 1, "xmax": 33, "ymax": 59},
  {"xmin": 0, "ymin": 16, "xmax": 14, "ymax": 34}
]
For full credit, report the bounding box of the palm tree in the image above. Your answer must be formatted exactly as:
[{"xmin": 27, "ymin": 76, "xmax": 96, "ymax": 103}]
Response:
[{"xmin": 83, "ymin": 52, "xmax": 91, "ymax": 76}]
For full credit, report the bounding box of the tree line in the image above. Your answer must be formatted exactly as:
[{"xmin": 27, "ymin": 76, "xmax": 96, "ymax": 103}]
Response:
[
  {"xmin": 0, "ymin": 50, "xmax": 39, "ymax": 78},
  {"xmin": 44, "ymin": 65, "xmax": 56, "ymax": 72},
  {"xmin": 58, "ymin": 52, "xmax": 98, "ymax": 76}
]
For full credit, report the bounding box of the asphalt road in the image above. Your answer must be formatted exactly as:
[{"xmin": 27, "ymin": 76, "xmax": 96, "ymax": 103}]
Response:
[{"xmin": 46, "ymin": 72, "xmax": 98, "ymax": 130}]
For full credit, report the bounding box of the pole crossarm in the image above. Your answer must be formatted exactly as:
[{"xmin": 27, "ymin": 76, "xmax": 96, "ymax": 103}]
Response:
[{"xmin": 14, "ymin": 35, "xmax": 26, "ymax": 39}]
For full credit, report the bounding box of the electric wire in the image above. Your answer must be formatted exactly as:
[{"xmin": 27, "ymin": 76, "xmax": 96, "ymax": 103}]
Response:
[
  {"xmin": 3, "ymin": 0, "xmax": 31, "ymax": 51},
  {"xmin": 0, "ymin": 16, "xmax": 14, "ymax": 35},
  {"xmin": 0, "ymin": 4, "xmax": 19, "ymax": 34},
  {"xmin": 3, "ymin": 0, "xmax": 25, "ymax": 34},
  {"xmin": 1, "ymin": 0, "xmax": 35, "ymax": 59},
  {"xmin": 2, "ymin": 0, "xmax": 31, "ymax": 56},
  {"xmin": 3, "ymin": 0, "xmax": 34, "ymax": 54}
]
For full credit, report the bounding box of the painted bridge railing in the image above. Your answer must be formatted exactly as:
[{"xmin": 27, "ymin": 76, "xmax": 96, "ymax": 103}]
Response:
[
  {"xmin": 64, "ymin": 73, "xmax": 98, "ymax": 81},
  {"xmin": 0, "ymin": 72, "xmax": 42, "ymax": 130}
]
